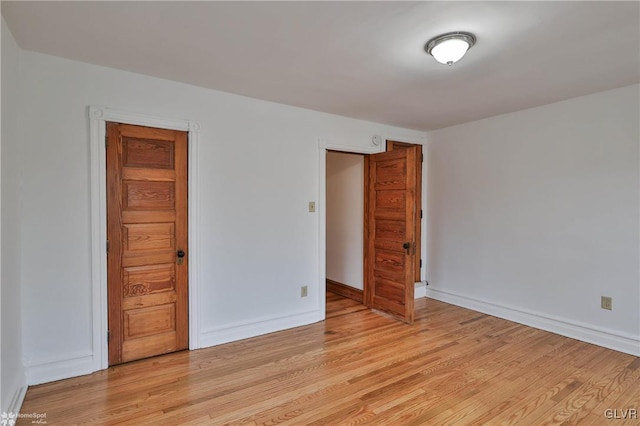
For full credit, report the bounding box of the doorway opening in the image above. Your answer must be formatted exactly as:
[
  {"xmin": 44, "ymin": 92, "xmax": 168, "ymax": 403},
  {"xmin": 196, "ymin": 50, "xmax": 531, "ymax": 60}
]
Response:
[
  {"xmin": 326, "ymin": 151, "xmax": 366, "ymax": 304},
  {"xmin": 322, "ymin": 140, "xmax": 423, "ymax": 324}
]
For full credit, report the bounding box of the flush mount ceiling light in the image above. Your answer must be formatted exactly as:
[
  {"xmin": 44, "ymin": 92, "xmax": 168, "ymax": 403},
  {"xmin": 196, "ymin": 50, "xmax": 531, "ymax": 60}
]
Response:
[{"xmin": 425, "ymin": 32, "xmax": 476, "ymax": 66}]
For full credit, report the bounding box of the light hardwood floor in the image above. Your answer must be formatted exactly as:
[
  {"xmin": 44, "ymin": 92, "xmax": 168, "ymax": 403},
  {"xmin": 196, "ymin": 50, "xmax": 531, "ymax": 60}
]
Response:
[{"xmin": 18, "ymin": 293, "xmax": 639, "ymax": 425}]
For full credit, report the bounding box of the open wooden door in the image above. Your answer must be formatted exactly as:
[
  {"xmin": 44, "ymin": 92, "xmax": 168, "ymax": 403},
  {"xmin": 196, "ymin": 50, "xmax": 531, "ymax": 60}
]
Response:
[{"xmin": 364, "ymin": 147, "xmax": 417, "ymax": 323}]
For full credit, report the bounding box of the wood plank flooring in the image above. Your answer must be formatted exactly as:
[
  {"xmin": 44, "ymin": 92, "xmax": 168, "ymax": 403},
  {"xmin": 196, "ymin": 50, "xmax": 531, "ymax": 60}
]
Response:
[{"xmin": 18, "ymin": 293, "xmax": 639, "ymax": 425}]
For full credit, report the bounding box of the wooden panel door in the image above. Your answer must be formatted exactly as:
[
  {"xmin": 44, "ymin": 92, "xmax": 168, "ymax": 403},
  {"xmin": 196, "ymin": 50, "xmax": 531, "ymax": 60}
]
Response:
[
  {"xmin": 365, "ymin": 147, "xmax": 417, "ymax": 323},
  {"xmin": 107, "ymin": 122, "xmax": 188, "ymax": 365},
  {"xmin": 386, "ymin": 140, "xmax": 422, "ymax": 282}
]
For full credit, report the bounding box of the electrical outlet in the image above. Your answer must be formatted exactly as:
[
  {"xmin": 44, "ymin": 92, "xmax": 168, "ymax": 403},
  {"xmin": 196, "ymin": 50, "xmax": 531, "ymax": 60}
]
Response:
[
  {"xmin": 601, "ymin": 296, "xmax": 612, "ymax": 311},
  {"xmin": 301, "ymin": 286, "xmax": 308, "ymax": 297},
  {"xmin": 308, "ymin": 202, "xmax": 316, "ymax": 213}
]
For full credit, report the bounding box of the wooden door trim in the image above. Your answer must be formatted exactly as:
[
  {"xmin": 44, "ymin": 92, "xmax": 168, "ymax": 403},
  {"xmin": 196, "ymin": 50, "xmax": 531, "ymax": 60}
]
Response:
[
  {"xmin": 89, "ymin": 106, "xmax": 200, "ymax": 371},
  {"xmin": 363, "ymin": 154, "xmax": 372, "ymax": 307}
]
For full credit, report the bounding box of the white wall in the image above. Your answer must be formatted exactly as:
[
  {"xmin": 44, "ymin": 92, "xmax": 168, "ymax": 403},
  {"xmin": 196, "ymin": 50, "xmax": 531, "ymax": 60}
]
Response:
[
  {"xmin": 1, "ymin": 17, "xmax": 27, "ymax": 413},
  {"xmin": 426, "ymin": 84, "xmax": 640, "ymax": 355},
  {"xmin": 326, "ymin": 151, "xmax": 364, "ymax": 289},
  {"xmin": 15, "ymin": 51, "xmax": 425, "ymax": 384}
]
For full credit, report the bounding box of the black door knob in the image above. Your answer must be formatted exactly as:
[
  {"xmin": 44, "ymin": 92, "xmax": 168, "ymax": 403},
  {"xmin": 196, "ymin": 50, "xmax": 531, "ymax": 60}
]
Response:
[
  {"xmin": 177, "ymin": 249, "xmax": 186, "ymax": 258},
  {"xmin": 402, "ymin": 243, "xmax": 411, "ymax": 249}
]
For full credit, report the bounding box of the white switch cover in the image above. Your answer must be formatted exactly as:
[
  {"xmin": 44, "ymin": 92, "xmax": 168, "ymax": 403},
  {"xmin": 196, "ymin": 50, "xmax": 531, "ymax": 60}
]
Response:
[{"xmin": 308, "ymin": 201, "xmax": 316, "ymax": 212}]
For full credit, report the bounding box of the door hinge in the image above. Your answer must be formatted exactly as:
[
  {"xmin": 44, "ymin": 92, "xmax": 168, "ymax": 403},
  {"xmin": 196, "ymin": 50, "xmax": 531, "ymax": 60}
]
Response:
[
  {"xmin": 421, "ymin": 153, "xmax": 424, "ymax": 163},
  {"xmin": 107, "ymin": 330, "xmax": 111, "ymax": 342},
  {"xmin": 420, "ymin": 259, "xmax": 422, "ymax": 268},
  {"xmin": 105, "ymin": 134, "xmax": 108, "ymax": 149},
  {"xmin": 420, "ymin": 209, "xmax": 423, "ymax": 219},
  {"xmin": 106, "ymin": 240, "xmax": 110, "ymax": 254}
]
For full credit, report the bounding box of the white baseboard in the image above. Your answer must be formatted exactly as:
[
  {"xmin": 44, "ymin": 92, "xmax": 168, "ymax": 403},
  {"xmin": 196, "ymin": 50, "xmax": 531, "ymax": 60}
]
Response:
[
  {"xmin": 199, "ymin": 309, "xmax": 322, "ymax": 348},
  {"xmin": 414, "ymin": 281, "xmax": 427, "ymax": 299},
  {"xmin": 25, "ymin": 351, "xmax": 96, "ymax": 386},
  {"xmin": 23, "ymin": 310, "xmax": 322, "ymax": 385},
  {"xmin": 2, "ymin": 376, "xmax": 27, "ymax": 416},
  {"xmin": 426, "ymin": 287, "xmax": 640, "ymax": 357}
]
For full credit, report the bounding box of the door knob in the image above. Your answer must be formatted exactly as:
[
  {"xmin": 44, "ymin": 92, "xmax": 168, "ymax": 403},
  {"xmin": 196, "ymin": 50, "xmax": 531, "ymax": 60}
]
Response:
[
  {"xmin": 176, "ymin": 249, "xmax": 185, "ymax": 265},
  {"xmin": 403, "ymin": 242, "xmax": 412, "ymax": 254}
]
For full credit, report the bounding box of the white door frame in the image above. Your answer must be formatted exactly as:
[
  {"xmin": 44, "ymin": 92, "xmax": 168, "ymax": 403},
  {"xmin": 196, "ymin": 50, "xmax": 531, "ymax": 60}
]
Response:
[{"xmin": 88, "ymin": 106, "xmax": 200, "ymax": 371}]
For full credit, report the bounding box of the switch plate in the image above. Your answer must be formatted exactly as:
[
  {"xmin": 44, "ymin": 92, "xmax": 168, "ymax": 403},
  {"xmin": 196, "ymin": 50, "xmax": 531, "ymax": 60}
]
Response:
[
  {"xmin": 301, "ymin": 286, "xmax": 308, "ymax": 297},
  {"xmin": 601, "ymin": 296, "xmax": 612, "ymax": 310},
  {"xmin": 308, "ymin": 201, "xmax": 316, "ymax": 213}
]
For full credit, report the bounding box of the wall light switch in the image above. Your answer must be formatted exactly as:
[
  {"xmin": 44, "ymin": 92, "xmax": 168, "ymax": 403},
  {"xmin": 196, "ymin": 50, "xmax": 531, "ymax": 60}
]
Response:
[{"xmin": 308, "ymin": 201, "xmax": 316, "ymax": 213}]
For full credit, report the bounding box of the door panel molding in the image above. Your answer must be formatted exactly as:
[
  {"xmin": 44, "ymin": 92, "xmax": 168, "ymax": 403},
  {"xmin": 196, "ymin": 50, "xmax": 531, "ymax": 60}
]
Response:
[{"xmin": 89, "ymin": 106, "xmax": 200, "ymax": 371}]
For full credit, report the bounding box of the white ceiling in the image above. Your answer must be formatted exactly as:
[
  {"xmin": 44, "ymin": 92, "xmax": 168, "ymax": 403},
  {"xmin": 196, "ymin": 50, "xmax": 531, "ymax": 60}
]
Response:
[{"xmin": 2, "ymin": 1, "xmax": 639, "ymax": 131}]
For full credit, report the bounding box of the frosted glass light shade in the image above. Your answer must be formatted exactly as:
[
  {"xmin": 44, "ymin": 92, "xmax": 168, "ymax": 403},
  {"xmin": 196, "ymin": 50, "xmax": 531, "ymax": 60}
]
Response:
[
  {"xmin": 425, "ymin": 32, "xmax": 476, "ymax": 66},
  {"xmin": 431, "ymin": 39, "xmax": 470, "ymax": 65}
]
